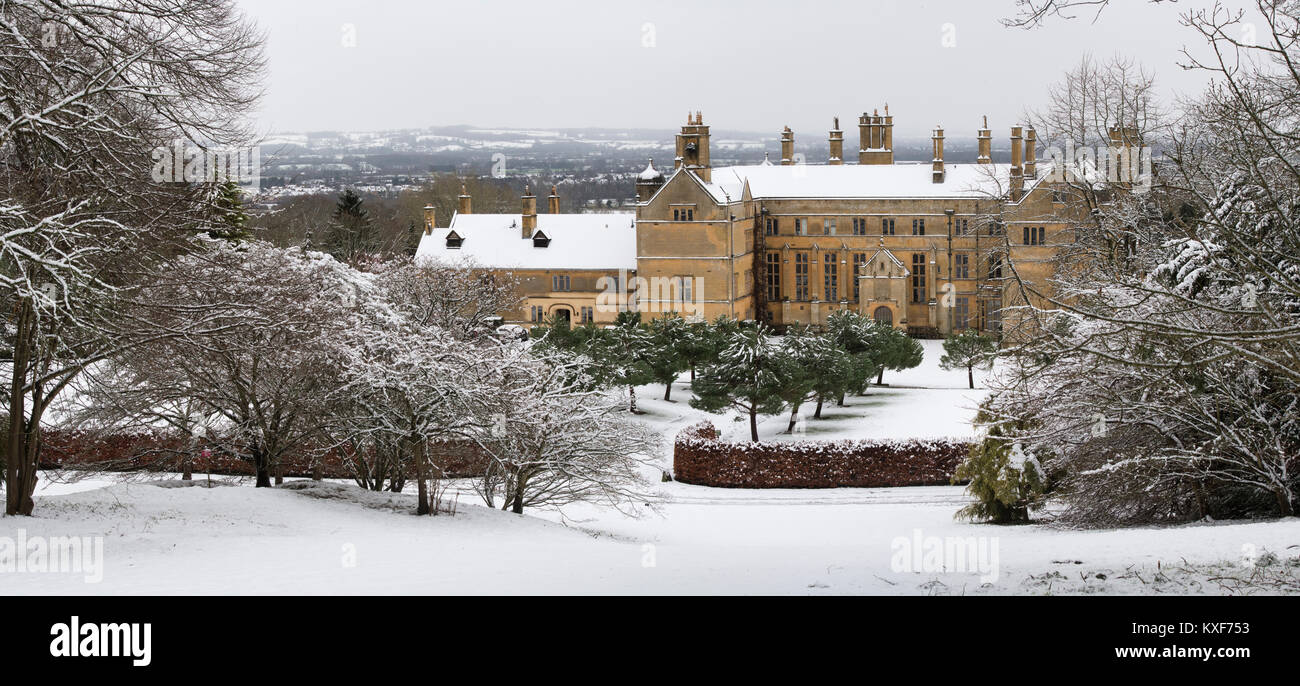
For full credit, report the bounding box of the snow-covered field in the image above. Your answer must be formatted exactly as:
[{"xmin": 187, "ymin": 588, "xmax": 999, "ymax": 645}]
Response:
[{"xmin": 5, "ymin": 341, "xmax": 1298, "ymax": 595}]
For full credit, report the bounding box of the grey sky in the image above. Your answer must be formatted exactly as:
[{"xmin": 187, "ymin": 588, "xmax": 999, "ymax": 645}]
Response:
[{"xmin": 236, "ymin": 0, "xmax": 1252, "ymax": 137}]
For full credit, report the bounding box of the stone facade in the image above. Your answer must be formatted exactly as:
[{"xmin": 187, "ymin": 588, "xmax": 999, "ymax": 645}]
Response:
[{"xmin": 420, "ymin": 108, "xmax": 1084, "ymax": 338}]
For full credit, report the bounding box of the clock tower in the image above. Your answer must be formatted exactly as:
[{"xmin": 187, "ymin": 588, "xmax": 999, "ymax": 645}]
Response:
[{"xmin": 674, "ymin": 111, "xmax": 711, "ymax": 182}]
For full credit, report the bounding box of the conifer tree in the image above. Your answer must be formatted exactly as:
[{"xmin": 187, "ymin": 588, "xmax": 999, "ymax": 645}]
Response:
[
  {"xmin": 645, "ymin": 313, "xmax": 688, "ymax": 400},
  {"xmin": 940, "ymin": 329, "xmax": 997, "ymax": 389},
  {"xmin": 323, "ymin": 188, "xmax": 377, "ymax": 265},
  {"xmin": 208, "ymin": 180, "xmax": 253, "ymax": 242},
  {"xmin": 691, "ymin": 324, "xmax": 786, "ymax": 442}
]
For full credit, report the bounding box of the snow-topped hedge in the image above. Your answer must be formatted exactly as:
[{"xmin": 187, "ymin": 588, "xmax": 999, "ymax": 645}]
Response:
[
  {"xmin": 39, "ymin": 430, "xmax": 488, "ymax": 479},
  {"xmin": 673, "ymin": 421, "xmax": 970, "ymax": 489}
]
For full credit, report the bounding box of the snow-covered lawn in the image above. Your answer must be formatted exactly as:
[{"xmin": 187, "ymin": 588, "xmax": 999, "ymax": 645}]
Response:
[{"xmin": 5, "ymin": 341, "xmax": 1298, "ymax": 595}]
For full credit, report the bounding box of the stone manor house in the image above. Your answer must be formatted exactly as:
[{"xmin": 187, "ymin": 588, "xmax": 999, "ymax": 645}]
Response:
[{"xmin": 416, "ymin": 107, "xmax": 1087, "ymax": 338}]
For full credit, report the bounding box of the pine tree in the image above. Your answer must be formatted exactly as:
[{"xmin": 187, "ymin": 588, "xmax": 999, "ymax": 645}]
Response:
[
  {"xmin": 207, "ymin": 180, "xmax": 252, "ymax": 242},
  {"xmin": 323, "ymin": 188, "xmax": 377, "ymax": 265},
  {"xmin": 690, "ymin": 324, "xmax": 786, "ymax": 442},
  {"xmin": 772, "ymin": 326, "xmax": 820, "ymax": 432},
  {"xmin": 954, "ymin": 404, "xmax": 1048, "ymax": 523},
  {"xmin": 875, "ymin": 328, "xmax": 923, "ymax": 385},
  {"xmin": 594, "ymin": 310, "xmax": 654, "ymax": 413},
  {"xmin": 645, "ymin": 313, "xmax": 688, "ymax": 400},
  {"xmin": 940, "ymin": 329, "xmax": 997, "ymax": 389}
]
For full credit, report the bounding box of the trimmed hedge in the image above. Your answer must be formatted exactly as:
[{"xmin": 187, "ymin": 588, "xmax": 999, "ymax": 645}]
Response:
[
  {"xmin": 37, "ymin": 429, "xmax": 488, "ymax": 479},
  {"xmin": 673, "ymin": 421, "xmax": 970, "ymax": 489}
]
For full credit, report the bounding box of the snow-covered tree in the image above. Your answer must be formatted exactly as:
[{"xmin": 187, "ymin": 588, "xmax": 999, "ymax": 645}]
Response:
[
  {"xmin": 940, "ymin": 330, "xmax": 997, "ymax": 389},
  {"xmin": 1, "ymin": 0, "xmax": 265, "ymax": 514},
  {"xmin": 472, "ymin": 348, "xmax": 659, "ymax": 515},
  {"xmin": 691, "ymin": 324, "xmax": 786, "ymax": 442},
  {"xmin": 645, "ymin": 313, "xmax": 688, "ymax": 401}
]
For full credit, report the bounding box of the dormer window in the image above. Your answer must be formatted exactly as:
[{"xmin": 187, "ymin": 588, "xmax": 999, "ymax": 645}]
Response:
[
  {"xmin": 532, "ymin": 231, "xmax": 550, "ymax": 248},
  {"xmin": 445, "ymin": 230, "xmax": 463, "ymax": 249}
]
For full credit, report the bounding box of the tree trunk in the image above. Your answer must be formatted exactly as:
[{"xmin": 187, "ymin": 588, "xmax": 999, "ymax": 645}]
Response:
[
  {"xmin": 1276, "ymin": 489, "xmax": 1294, "ymax": 518},
  {"xmin": 749, "ymin": 407, "xmax": 760, "ymax": 442},
  {"xmin": 5, "ymin": 298, "xmax": 36, "ymax": 516},
  {"xmin": 663, "ymin": 381, "xmax": 672, "ymax": 401},
  {"xmin": 876, "ymin": 368, "xmax": 884, "ymax": 385},
  {"xmin": 837, "ymin": 393, "xmax": 845, "ymax": 407},
  {"xmin": 690, "ymin": 365, "xmax": 695, "ymax": 381},
  {"xmin": 785, "ymin": 405, "xmax": 799, "ymax": 434},
  {"xmin": 510, "ymin": 474, "xmax": 526, "ymax": 514},
  {"xmin": 968, "ymin": 366, "xmax": 975, "ymax": 389},
  {"xmin": 814, "ymin": 397, "xmax": 824, "ymax": 418},
  {"xmin": 628, "ymin": 385, "xmax": 638, "ymax": 413},
  {"xmin": 253, "ymin": 447, "xmax": 272, "ymax": 488},
  {"xmin": 274, "ymin": 460, "xmax": 284, "ymax": 485},
  {"xmin": 415, "ymin": 439, "xmax": 430, "ymax": 516}
]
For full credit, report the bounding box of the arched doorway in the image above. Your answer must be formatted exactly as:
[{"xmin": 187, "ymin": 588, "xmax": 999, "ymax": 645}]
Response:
[
  {"xmin": 553, "ymin": 308, "xmax": 571, "ymax": 325},
  {"xmin": 873, "ymin": 306, "xmax": 893, "ymax": 326}
]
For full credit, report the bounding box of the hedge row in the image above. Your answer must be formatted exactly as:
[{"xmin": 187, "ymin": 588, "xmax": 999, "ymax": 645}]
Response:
[
  {"xmin": 37, "ymin": 429, "xmax": 488, "ymax": 479},
  {"xmin": 673, "ymin": 421, "xmax": 970, "ymax": 488}
]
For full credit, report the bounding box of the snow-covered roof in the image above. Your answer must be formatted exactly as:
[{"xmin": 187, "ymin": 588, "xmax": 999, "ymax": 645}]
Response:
[
  {"xmin": 638, "ymin": 159, "xmax": 664, "ymax": 181},
  {"xmin": 416, "ymin": 212, "xmax": 637, "ymax": 271},
  {"xmin": 691, "ymin": 162, "xmax": 1053, "ymax": 204}
]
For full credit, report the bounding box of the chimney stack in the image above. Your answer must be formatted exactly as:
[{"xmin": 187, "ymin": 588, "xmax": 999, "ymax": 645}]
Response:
[
  {"xmin": 1010, "ymin": 126, "xmax": 1025, "ymax": 202},
  {"xmin": 932, "ymin": 125, "xmax": 945, "ymax": 184},
  {"xmin": 780, "ymin": 126, "xmax": 794, "ymax": 165},
  {"xmin": 977, "ymin": 115, "xmax": 992, "ymax": 164},
  {"xmin": 422, "ymin": 204, "xmax": 435, "ymax": 235},
  {"xmin": 458, "ymin": 183, "xmax": 472, "ymax": 215},
  {"xmin": 1025, "ymin": 127, "xmax": 1037, "ymax": 179},
  {"xmin": 521, "ymin": 185, "xmax": 537, "ymax": 238},
  {"xmin": 547, "ymin": 185, "xmax": 560, "ymax": 214},
  {"xmin": 828, "ymin": 117, "xmax": 843, "ymax": 165},
  {"xmin": 859, "ymin": 105, "xmax": 894, "ymax": 165}
]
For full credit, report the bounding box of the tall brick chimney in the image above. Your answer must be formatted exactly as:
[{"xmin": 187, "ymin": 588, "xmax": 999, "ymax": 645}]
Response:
[
  {"xmin": 1010, "ymin": 126, "xmax": 1025, "ymax": 202},
  {"xmin": 932, "ymin": 126, "xmax": 945, "ymax": 184},
  {"xmin": 828, "ymin": 117, "xmax": 843, "ymax": 165},
  {"xmin": 548, "ymin": 185, "xmax": 560, "ymax": 214},
  {"xmin": 422, "ymin": 204, "xmax": 435, "ymax": 235},
  {"xmin": 780, "ymin": 126, "xmax": 794, "ymax": 165},
  {"xmin": 521, "ymin": 185, "xmax": 537, "ymax": 238},
  {"xmin": 1025, "ymin": 127, "xmax": 1038, "ymax": 179},
  {"xmin": 977, "ymin": 116, "xmax": 992, "ymax": 164},
  {"xmin": 458, "ymin": 183, "xmax": 472, "ymax": 215}
]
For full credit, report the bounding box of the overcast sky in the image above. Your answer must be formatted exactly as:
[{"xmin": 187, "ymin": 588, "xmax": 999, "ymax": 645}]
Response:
[{"xmin": 235, "ymin": 0, "xmax": 1254, "ymax": 137}]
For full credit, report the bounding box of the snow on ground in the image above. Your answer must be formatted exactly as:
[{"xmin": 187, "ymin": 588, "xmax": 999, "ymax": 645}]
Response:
[{"xmin": 4, "ymin": 340, "xmax": 1298, "ymax": 595}]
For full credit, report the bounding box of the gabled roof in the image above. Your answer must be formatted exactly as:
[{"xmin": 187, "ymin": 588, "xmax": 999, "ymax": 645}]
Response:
[{"xmin": 416, "ymin": 212, "xmax": 636, "ymax": 270}]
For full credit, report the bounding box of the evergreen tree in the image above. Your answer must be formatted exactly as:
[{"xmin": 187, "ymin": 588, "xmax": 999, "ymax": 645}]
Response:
[
  {"xmin": 675, "ymin": 318, "xmax": 719, "ymax": 382},
  {"xmin": 940, "ymin": 329, "xmax": 997, "ymax": 389},
  {"xmin": 207, "ymin": 180, "xmax": 252, "ymax": 242},
  {"xmin": 772, "ymin": 326, "xmax": 820, "ymax": 432},
  {"xmin": 645, "ymin": 313, "xmax": 688, "ymax": 400},
  {"xmin": 875, "ymin": 328, "xmax": 924, "ymax": 385},
  {"xmin": 807, "ymin": 333, "xmax": 855, "ymax": 418},
  {"xmin": 825, "ymin": 310, "xmax": 885, "ymax": 404},
  {"xmin": 594, "ymin": 310, "xmax": 654, "ymax": 413},
  {"xmin": 323, "ymin": 188, "xmax": 377, "ymax": 265},
  {"xmin": 954, "ymin": 403, "xmax": 1048, "ymax": 523},
  {"xmin": 691, "ymin": 324, "xmax": 786, "ymax": 442}
]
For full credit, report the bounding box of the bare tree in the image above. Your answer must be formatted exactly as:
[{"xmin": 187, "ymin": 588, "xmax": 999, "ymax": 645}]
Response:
[{"xmin": 1, "ymin": 0, "xmax": 265, "ymax": 514}]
